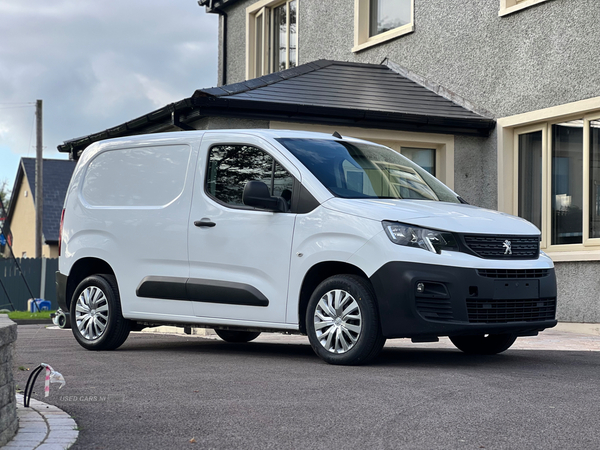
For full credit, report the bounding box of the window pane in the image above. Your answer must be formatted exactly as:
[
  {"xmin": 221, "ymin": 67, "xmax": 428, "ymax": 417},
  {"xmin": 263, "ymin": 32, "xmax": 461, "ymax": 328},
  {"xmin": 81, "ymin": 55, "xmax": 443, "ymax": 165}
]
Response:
[
  {"xmin": 278, "ymin": 138, "xmax": 460, "ymax": 202},
  {"xmin": 401, "ymin": 147, "xmax": 435, "ymax": 175},
  {"xmin": 207, "ymin": 145, "xmax": 275, "ymax": 206},
  {"xmin": 590, "ymin": 120, "xmax": 600, "ymax": 238},
  {"xmin": 255, "ymin": 14, "xmax": 264, "ymax": 76},
  {"xmin": 518, "ymin": 131, "xmax": 543, "ymax": 230},
  {"xmin": 271, "ymin": 4, "xmax": 287, "ymax": 72},
  {"xmin": 551, "ymin": 121, "xmax": 583, "ymax": 245},
  {"xmin": 289, "ymin": 0, "xmax": 297, "ymax": 68},
  {"xmin": 369, "ymin": 0, "xmax": 411, "ymax": 37}
]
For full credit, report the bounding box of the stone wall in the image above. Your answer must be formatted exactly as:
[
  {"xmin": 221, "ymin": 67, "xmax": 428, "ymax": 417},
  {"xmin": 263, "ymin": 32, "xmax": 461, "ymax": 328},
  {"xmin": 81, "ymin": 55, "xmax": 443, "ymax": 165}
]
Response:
[{"xmin": 0, "ymin": 314, "xmax": 18, "ymax": 446}]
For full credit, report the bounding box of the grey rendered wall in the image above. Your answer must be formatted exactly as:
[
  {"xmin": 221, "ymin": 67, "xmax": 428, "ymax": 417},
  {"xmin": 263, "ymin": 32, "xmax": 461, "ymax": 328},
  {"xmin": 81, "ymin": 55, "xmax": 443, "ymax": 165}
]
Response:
[
  {"xmin": 222, "ymin": 0, "xmax": 600, "ymax": 119},
  {"xmin": 555, "ymin": 262, "xmax": 600, "ymax": 323},
  {"xmin": 0, "ymin": 315, "xmax": 18, "ymax": 446},
  {"xmin": 453, "ymin": 132, "xmax": 497, "ymax": 209}
]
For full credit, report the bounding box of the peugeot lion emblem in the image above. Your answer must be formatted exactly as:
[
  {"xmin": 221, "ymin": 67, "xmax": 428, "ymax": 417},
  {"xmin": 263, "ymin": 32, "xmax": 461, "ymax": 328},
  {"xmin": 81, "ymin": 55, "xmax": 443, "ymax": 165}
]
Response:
[{"xmin": 503, "ymin": 239, "xmax": 512, "ymax": 255}]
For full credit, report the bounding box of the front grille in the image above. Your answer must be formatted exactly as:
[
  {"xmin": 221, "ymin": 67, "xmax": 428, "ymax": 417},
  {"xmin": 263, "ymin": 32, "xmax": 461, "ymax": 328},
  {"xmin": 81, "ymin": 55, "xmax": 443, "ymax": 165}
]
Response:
[
  {"xmin": 463, "ymin": 235, "xmax": 539, "ymax": 259},
  {"xmin": 416, "ymin": 298, "xmax": 454, "ymax": 322},
  {"xmin": 467, "ymin": 298, "xmax": 556, "ymax": 323},
  {"xmin": 477, "ymin": 269, "xmax": 550, "ymax": 279}
]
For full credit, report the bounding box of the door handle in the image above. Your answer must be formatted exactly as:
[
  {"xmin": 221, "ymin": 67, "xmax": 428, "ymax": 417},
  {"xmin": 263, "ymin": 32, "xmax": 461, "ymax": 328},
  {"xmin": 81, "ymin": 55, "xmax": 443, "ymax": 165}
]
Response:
[{"xmin": 194, "ymin": 220, "xmax": 216, "ymax": 228}]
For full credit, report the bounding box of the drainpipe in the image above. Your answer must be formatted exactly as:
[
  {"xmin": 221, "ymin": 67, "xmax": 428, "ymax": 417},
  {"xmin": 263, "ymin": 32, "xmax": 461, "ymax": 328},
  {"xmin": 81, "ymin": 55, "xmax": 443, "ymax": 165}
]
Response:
[{"xmin": 201, "ymin": 0, "xmax": 227, "ymax": 86}]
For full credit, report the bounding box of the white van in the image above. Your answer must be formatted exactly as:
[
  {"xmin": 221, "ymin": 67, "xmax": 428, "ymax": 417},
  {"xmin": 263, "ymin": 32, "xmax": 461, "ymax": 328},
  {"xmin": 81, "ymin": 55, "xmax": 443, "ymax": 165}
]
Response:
[{"xmin": 56, "ymin": 130, "xmax": 557, "ymax": 365}]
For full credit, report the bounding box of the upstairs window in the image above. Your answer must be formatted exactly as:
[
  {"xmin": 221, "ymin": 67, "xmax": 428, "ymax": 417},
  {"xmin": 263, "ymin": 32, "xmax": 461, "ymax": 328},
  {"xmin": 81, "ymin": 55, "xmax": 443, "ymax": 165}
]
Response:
[
  {"xmin": 247, "ymin": 0, "xmax": 298, "ymax": 79},
  {"xmin": 499, "ymin": 0, "xmax": 552, "ymax": 17},
  {"xmin": 353, "ymin": 0, "xmax": 414, "ymax": 53}
]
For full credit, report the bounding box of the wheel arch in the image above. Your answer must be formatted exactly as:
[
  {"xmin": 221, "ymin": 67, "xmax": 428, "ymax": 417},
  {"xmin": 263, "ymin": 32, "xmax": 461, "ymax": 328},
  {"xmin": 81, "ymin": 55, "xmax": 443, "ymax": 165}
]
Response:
[
  {"xmin": 297, "ymin": 261, "xmax": 369, "ymax": 335},
  {"xmin": 66, "ymin": 258, "xmax": 116, "ymax": 311}
]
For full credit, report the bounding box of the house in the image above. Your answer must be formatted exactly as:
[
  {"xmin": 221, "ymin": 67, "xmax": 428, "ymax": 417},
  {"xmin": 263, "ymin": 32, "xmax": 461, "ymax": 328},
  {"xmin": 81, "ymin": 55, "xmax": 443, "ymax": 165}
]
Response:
[
  {"xmin": 2, "ymin": 158, "xmax": 76, "ymax": 259},
  {"xmin": 57, "ymin": 0, "xmax": 600, "ymax": 324}
]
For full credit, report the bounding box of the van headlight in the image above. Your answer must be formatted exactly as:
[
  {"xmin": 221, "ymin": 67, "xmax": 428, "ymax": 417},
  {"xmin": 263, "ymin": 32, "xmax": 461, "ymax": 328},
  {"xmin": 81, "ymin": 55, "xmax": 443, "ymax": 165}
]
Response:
[{"xmin": 382, "ymin": 221, "xmax": 458, "ymax": 254}]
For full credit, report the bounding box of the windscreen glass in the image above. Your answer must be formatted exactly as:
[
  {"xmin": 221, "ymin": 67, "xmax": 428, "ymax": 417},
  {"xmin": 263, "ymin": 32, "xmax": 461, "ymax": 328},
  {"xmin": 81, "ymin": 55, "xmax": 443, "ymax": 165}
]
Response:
[{"xmin": 277, "ymin": 138, "xmax": 459, "ymax": 203}]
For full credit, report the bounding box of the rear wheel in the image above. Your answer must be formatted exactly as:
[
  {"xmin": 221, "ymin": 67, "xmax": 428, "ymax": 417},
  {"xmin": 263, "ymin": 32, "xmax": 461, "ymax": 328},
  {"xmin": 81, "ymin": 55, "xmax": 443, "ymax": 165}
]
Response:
[
  {"xmin": 450, "ymin": 333, "xmax": 517, "ymax": 355},
  {"xmin": 214, "ymin": 329, "xmax": 261, "ymax": 343},
  {"xmin": 70, "ymin": 274, "xmax": 130, "ymax": 350},
  {"xmin": 306, "ymin": 275, "xmax": 385, "ymax": 365}
]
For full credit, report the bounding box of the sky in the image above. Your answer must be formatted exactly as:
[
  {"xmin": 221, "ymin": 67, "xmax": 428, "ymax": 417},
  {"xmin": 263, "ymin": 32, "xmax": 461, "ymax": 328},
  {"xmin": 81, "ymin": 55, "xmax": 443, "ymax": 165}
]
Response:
[{"xmin": 0, "ymin": 0, "xmax": 218, "ymax": 197}]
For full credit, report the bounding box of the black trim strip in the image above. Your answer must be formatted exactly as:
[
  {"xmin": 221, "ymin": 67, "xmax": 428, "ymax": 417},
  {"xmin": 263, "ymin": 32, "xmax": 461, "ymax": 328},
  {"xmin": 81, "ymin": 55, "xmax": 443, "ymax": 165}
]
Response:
[
  {"xmin": 136, "ymin": 276, "xmax": 269, "ymax": 307},
  {"xmin": 136, "ymin": 276, "xmax": 188, "ymax": 301}
]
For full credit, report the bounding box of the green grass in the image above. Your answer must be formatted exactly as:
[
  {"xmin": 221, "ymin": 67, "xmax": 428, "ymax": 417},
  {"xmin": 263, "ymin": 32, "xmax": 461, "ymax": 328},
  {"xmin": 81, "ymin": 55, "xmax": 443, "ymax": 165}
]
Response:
[{"xmin": 6, "ymin": 310, "xmax": 55, "ymax": 320}]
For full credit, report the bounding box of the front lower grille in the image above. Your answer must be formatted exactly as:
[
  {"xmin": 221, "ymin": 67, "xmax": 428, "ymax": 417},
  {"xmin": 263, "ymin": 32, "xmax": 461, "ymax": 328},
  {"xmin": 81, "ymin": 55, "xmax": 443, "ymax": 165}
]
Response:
[
  {"xmin": 463, "ymin": 235, "xmax": 539, "ymax": 259},
  {"xmin": 477, "ymin": 269, "xmax": 550, "ymax": 279},
  {"xmin": 416, "ymin": 297, "xmax": 454, "ymax": 322},
  {"xmin": 467, "ymin": 298, "xmax": 556, "ymax": 323}
]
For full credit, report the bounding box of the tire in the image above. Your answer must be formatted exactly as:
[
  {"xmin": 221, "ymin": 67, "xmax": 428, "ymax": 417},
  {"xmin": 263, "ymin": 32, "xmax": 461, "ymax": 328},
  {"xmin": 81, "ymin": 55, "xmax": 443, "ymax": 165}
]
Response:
[
  {"xmin": 70, "ymin": 274, "xmax": 131, "ymax": 350},
  {"xmin": 306, "ymin": 275, "xmax": 386, "ymax": 365},
  {"xmin": 450, "ymin": 333, "xmax": 517, "ymax": 355},
  {"xmin": 214, "ymin": 329, "xmax": 261, "ymax": 343},
  {"xmin": 57, "ymin": 310, "xmax": 71, "ymax": 329}
]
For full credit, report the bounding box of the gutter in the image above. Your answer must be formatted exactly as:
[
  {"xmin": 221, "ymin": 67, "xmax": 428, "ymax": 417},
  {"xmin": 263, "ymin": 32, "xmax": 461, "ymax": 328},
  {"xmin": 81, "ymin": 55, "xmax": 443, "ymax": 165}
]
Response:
[{"xmin": 199, "ymin": 0, "xmax": 227, "ymax": 86}]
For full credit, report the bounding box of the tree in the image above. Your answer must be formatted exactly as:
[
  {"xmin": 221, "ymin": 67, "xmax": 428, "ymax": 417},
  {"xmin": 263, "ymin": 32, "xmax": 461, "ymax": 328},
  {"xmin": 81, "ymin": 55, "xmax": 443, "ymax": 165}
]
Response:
[
  {"xmin": 0, "ymin": 179, "xmax": 10, "ymax": 217},
  {"xmin": 0, "ymin": 179, "xmax": 9, "ymax": 258}
]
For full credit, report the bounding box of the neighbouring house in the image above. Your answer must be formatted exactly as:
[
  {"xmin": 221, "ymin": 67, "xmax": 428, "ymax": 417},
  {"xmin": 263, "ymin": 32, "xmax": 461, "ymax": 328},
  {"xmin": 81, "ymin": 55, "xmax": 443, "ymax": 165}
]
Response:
[
  {"xmin": 2, "ymin": 158, "xmax": 76, "ymax": 259},
  {"xmin": 57, "ymin": 0, "xmax": 600, "ymax": 323}
]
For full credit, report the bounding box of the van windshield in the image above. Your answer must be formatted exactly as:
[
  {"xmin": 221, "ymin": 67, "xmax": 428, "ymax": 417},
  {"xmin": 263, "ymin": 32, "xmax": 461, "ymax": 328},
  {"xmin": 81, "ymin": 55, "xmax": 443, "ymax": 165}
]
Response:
[{"xmin": 277, "ymin": 138, "xmax": 460, "ymax": 203}]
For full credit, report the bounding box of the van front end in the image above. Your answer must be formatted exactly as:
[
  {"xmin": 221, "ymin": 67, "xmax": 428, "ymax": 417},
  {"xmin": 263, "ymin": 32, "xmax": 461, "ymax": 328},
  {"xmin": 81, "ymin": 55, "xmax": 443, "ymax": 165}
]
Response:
[
  {"xmin": 370, "ymin": 260, "xmax": 557, "ymax": 340},
  {"xmin": 358, "ymin": 220, "xmax": 558, "ymax": 342}
]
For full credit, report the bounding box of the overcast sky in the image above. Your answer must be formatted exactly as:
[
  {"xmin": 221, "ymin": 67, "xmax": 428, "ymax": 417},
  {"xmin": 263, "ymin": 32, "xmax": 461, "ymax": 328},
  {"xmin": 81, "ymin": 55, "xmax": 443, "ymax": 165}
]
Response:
[{"xmin": 0, "ymin": 0, "xmax": 218, "ymax": 195}]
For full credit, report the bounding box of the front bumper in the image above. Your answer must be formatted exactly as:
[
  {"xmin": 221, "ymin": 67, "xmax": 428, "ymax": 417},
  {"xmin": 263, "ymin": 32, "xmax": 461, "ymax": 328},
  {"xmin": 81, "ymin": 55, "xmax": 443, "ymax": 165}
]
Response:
[{"xmin": 369, "ymin": 262, "xmax": 557, "ymax": 339}]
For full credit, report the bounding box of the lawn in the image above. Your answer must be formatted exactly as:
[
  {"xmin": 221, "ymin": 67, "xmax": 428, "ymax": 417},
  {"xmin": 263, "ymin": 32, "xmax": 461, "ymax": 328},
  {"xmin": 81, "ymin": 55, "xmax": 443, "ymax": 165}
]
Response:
[{"xmin": 5, "ymin": 310, "xmax": 55, "ymax": 320}]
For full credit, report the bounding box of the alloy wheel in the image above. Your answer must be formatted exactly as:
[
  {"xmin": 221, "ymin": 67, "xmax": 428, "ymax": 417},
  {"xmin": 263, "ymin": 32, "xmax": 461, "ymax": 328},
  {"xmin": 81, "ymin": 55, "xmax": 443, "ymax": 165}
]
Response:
[
  {"xmin": 313, "ymin": 289, "xmax": 362, "ymax": 354},
  {"xmin": 75, "ymin": 286, "xmax": 109, "ymax": 340}
]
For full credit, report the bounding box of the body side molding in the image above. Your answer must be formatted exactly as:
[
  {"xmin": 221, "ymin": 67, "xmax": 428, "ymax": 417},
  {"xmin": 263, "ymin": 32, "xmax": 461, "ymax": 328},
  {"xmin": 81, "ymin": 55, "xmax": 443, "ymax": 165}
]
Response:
[{"xmin": 136, "ymin": 276, "xmax": 269, "ymax": 307}]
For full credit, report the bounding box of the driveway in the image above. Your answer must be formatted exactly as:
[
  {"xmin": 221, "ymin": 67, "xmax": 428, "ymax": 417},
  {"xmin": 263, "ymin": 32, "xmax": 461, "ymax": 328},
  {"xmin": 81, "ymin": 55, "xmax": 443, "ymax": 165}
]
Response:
[{"xmin": 12, "ymin": 325, "xmax": 600, "ymax": 449}]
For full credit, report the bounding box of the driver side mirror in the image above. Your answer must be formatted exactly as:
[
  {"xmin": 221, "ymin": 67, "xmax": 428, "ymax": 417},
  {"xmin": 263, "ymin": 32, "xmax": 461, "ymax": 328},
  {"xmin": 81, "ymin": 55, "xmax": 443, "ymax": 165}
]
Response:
[{"xmin": 243, "ymin": 181, "xmax": 288, "ymax": 212}]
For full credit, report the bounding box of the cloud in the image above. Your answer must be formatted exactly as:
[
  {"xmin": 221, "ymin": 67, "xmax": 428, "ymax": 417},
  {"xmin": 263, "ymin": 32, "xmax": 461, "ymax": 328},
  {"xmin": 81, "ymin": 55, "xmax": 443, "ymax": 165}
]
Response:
[{"xmin": 0, "ymin": 0, "xmax": 218, "ymax": 183}]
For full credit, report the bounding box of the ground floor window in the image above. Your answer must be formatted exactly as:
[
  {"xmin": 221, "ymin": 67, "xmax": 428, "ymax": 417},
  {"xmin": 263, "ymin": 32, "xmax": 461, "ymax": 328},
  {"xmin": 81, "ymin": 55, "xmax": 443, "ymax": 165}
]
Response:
[
  {"xmin": 401, "ymin": 147, "xmax": 436, "ymax": 175},
  {"xmin": 499, "ymin": 97, "xmax": 600, "ymax": 258}
]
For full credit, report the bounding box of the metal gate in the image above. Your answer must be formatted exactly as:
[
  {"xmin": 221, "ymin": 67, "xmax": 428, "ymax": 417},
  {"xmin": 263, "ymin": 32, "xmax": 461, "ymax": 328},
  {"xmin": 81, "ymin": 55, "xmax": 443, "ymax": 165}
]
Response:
[{"xmin": 0, "ymin": 258, "xmax": 58, "ymax": 311}]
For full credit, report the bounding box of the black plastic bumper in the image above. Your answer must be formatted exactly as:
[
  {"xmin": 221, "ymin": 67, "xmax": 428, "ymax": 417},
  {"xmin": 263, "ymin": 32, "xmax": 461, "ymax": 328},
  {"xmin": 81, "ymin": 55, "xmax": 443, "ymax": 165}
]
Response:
[
  {"xmin": 369, "ymin": 262, "xmax": 557, "ymax": 339},
  {"xmin": 55, "ymin": 271, "xmax": 68, "ymax": 312}
]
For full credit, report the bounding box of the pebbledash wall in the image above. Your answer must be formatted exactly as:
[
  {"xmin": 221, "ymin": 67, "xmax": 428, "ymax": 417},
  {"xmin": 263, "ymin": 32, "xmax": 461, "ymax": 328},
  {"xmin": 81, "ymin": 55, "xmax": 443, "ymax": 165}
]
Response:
[
  {"xmin": 0, "ymin": 315, "xmax": 18, "ymax": 446},
  {"xmin": 205, "ymin": 0, "xmax": 600, "ymax": 323}
]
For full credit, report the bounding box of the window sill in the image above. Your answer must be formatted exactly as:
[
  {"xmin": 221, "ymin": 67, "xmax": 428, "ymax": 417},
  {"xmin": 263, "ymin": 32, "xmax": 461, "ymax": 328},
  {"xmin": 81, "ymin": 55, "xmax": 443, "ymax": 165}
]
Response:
[
  {"xmin": 545, "ymin": 249, "xmax": 600, "ymax": 263},
  {"xmin": 499, "ymin": 0, "xmax": 552, "ymax": 17},
  {"xmin": 352, "ymin": 24, "xmax": 414, "ymax": 53}
]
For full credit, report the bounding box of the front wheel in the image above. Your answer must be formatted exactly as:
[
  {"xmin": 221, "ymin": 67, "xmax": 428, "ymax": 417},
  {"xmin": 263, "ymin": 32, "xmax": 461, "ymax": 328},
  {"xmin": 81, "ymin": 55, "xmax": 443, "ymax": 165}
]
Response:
[
  {"xmin": 306, "ymin": 275, "xmax": 386, "ymax": 365},
  {"xmin": 450, "ymin": 334, "xmax": 517, "ymax": 355},
  {"xmin": 70, "ymin": 274, "xmax": 130, "ymax": 350},
  {"xmin": 214, "ymin": 329, "xmax": 261, "ymax": 343}
]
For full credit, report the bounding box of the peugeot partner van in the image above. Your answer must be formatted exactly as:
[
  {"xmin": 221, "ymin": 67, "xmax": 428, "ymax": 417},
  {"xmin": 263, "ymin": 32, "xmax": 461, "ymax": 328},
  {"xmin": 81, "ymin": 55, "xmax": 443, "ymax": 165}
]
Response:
[{"xmin": 56, "ymin": 130, "xmax": 557, "ymax": 365}]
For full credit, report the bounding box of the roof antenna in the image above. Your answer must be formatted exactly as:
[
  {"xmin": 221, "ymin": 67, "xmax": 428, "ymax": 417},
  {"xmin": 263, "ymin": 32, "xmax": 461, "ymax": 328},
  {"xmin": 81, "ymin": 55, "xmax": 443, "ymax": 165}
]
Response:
[{"xmin": 332, "ymin": 131, "xmax": 342, "ymax": 139}]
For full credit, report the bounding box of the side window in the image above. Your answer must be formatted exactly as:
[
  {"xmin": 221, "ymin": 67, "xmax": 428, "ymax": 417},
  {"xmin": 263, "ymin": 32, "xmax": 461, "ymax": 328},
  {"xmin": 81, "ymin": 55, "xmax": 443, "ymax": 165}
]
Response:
[{"xmin": 206, "ymin": 145, "xmax": 294, "ymax": 207}]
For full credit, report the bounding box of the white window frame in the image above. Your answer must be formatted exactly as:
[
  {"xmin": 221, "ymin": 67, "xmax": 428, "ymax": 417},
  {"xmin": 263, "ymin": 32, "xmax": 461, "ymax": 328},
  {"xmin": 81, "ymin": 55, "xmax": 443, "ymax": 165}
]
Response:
[
  {"xmin": 353, "ymin": 0, "xmax": 414, "ymax": 53},
  {"xmin": 499, "ymin": 0, "xmax": 552, "ymax": 17},
  {"xmin": 246, "ymin": 0, "xmax": 299, "ymax": 80},
  {"xmin": 498, "ymin": 96, "xmax": 600, "ymax": 261}
]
